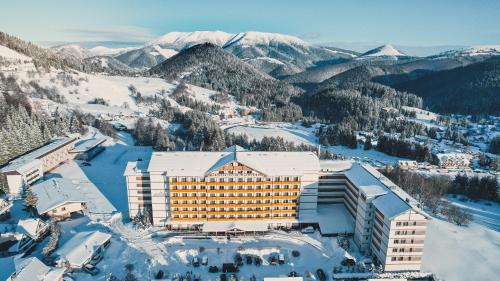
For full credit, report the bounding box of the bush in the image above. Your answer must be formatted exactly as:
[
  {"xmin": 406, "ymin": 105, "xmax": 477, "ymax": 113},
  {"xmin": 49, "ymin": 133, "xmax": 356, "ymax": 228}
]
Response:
[{"xmin": 291, "ymin": 250, "xmax": 300, "ymax": 257}]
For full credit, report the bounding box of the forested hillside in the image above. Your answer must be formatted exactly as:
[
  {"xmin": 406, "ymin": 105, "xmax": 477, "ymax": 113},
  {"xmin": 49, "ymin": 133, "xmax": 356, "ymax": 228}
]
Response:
[
  {"xmin": 0, "ymin": 31, "xmax": 79, "ymax": 70},
  {"xmin": 394, "ymin": 57, "xmax": 500, "ymax": 115},
  {"xmin": 149, "ymin": 43, "xmax": 301, "ymax": 109}
]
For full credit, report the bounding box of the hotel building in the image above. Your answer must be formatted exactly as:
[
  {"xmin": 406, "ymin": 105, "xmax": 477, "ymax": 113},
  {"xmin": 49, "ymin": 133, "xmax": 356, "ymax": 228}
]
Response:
[
  {"xmin": 124, "ymin": 145, "xmax": 429, "ymax": 271},
  {"xmin": 1, "ymin": 136, "xmax": 78, "ymax": 196}
]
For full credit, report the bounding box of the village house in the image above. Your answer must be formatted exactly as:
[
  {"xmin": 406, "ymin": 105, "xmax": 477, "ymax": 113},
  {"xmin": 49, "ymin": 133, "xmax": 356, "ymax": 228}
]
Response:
[
  {"xmin": 31, "ymin": 178, "xmax": 88, "ymax": 220},
  {"xmin": 436, "ymin": 153, "xmax": 473, "ymax": 169},
  {"xmin": 53, "ymin": 230, "xmax": 111, "ymax": 269},
  {"xmin": 7, "ymin": 257, "xmax": 65, "ymax": 281}
]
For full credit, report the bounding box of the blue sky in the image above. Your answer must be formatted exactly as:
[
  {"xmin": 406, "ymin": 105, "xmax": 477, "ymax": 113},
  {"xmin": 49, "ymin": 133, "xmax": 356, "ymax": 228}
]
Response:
[{"xmin": 1, "ymin": 0, "xmax": 499, "ymax": 49}]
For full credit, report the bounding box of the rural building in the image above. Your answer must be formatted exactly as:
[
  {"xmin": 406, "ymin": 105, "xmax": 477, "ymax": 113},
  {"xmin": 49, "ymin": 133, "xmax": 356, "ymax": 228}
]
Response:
[
  {"xmin": 54, "ymin": 230, "xmax": 111, "ymax": 269},
  {"xmin": 436, "ymin": 153, "xmax": 472, "ymax": 169},
  {"xmin": 16, "ymin": 218, "xmax": 49, "ymax": 241},
  {"xmin": 69, "ymin": 138, "xmax": 106, "ymax": 161},
  {"xmin": 7, "ymin": 257, "xmax": 65, "ymax": 281},
  {"xmin": 31, "ymin": 178, "xmax": 87, "ymax": 220},
  {"xmin": 0, "ymin": 136, "xmax": 78, "ymax": 196},
  {"xmin": 124, "ymin": 145, "xmax": 429, "ymax": 272}
]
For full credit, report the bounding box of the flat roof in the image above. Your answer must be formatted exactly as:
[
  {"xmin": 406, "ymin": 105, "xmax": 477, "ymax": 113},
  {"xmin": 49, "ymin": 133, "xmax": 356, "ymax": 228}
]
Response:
[
  {"xmin": 1, "ymin": 136, "xmax": 77, "ymax": 174},
  {"xmin": 300, "ymin": 204, "xmax": 354, "ymax": 234},
  {"xmin": 372, "ymin": 192, "xmax": 411, "ymax": 219},
  {"xmin": 70, "ymin": 138, "xmax": 107, "ymax": 153}
]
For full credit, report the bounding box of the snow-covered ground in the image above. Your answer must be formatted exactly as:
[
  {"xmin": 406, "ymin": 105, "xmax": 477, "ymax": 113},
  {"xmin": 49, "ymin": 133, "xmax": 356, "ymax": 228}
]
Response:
[
  {"xmin": 422, "ymin": 218, "xmax": 500, "ymax": 281},
  {"xmin": 226, "ymin": 123, "xmax": 317, "ymax": 146},
  {"xmin": 444, "ymin": 195, "xmax": 500, "ymax": 232}
]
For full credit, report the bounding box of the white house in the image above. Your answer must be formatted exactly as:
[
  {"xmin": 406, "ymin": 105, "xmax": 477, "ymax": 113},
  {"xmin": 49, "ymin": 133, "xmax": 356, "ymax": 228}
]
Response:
[
  {"xmin": 7, "ymin": 257, "xmax": 65, "ymax": 281},
  {"xmin": 31, "ymin": 178, "xmax": 88, "ymax": 220},
  {"xmin": 16, "ymin": 218, "xmax": 49, "ymax": 241},
  {"xmin": 54, "ymin": 230, "xmax": 111, "ymax": 269}
]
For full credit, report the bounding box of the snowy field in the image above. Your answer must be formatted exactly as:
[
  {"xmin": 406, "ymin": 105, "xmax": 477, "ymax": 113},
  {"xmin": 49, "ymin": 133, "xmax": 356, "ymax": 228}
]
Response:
[
  {"xmin": 226, "ymin": 123, "xmax": 318, "ymax": 146},
  {"xmin": 422, "ymin": 218, "xmax": 500, "ymax": 281},
  {"xmin": 226, "ymin": 123, "xmax": 405, "ymax": 165}
]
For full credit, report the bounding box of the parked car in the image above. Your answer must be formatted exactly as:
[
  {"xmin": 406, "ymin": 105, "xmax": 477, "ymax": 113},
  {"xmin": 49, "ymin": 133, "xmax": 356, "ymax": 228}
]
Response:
[
  {"xmin": 220, "ymin": 274, "xmax": 227, "ymax": 281},
  {"xmin": 316, "ymin": 269, "xmax": 326, "ymax": 281},
  {"xmin": 341, "ymin": 258, "xmax": 356, "ymax": 266},
  {"xmin": 230, "ymin": 274, "xmax": 237, "ymax": 281},
  {"xmin": 288, "ymin": 271, "xmax": 298, "ymax": 277},
  {"xmin": 301, "ymin": 226, "xmax": 315, "ymax": 234},
  {"xmin": 245, "ymin": 255, "xmax": 253, "ymax": 264},
  {"xmin": 193, "ymin": 274, "xmax": 201, "ymax": 281},
  {"xmin": 83, "ymin": 264, "xmax": 99, "ymax": 276},
  {"xmin": 278, "ymin": 254, "xmax": 285, "ymax": 264},
  {"xmin": 202, "ymin": 256, "xmax": 208, "ymax": 266},
  {"xmin": 268, "ymin": 255, "xmax": 277, "ymax": 265},
  {"xmin": 192, "ymin": 257, "xmax": 200, "ymax": 267},
  {"xmin": 234, "ymin": 253, "xmax": 243, "ymax": 266},
  {"xmin": 209, "ymin": 266, "xmax": 219, "ymax": 273},
  {"xmin": 89, "ymin": 254, "xmax": 103, "ymax": 266},
  {"xmin": 254, "ymin": 256, "xmax": 262, "ymax": 266}
]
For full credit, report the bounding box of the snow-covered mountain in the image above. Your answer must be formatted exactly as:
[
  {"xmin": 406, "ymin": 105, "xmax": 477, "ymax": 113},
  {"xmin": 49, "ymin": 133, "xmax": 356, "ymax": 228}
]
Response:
[
  {"xmin": 359, "ymin": 44, "xmax": 408, "ymax": 58},
  {"xmin": 115, "ymin": 31, "xmax": 354, "ymax": 76},
  {"xmin": 431, "ymin": 45, "xmax": 500, "ymax": 59}
]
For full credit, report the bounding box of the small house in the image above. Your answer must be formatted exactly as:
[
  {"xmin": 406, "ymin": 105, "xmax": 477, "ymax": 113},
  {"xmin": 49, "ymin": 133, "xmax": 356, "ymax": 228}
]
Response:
[
  {"xmin": 7, "ymin": 257, "xmax": 65, "ymax": 281},
  {"xmin": 32, "ymin": 179, "xmax": 87, "ymax": 220},
  {"xmin": 54, "ymin": 230, "xmax": 111, "ymax": 269}
]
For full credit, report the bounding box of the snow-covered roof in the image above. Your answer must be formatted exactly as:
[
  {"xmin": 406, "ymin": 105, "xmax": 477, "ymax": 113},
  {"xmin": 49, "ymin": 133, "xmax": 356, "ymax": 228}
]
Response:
[
  {"xmin": 147, "ymin": 150, "xmax": 320, "ymax": 176},
  {"xmin": 70, "ymin": 137, "xmax": 106, "ymax": 153},
  {"xmin": 1, "ymin": 136, "xmax": 77, "ymax": 174},
  {"xmin": 359, "ymin": 185, "xmax": 388, "ymax": 199},
  {"xmin": 8, "ymin": 257, "xmax": 64, "ymax": 281},
  {"xmin": 202, "ymin": 221, "xmax": 269, "ymax": 232},
  {"xmin": 319, "ymin": 160, "xmax": 354, "ymax": 172},
  {"xmin": 31, "ymin": 178, "xmax": 116, "ymax": 215},
  {"xmin": 344, "ymin": 163, "xmax": 386, "ymax": 189},
  {"xmin": 436, "ymin": 152, "xmax": 472, "ymax": 162},
  {"xmin": 54, "ymin": 230, "xmax": 111, "ymax": 267},
  {"xmin": 372, "ymin": 192, "xmax": 411, "ymax": 219},
  {"xmin": 31, "ymin": 178, "xmax": 87, "ymax": 214},
  {"xmin": 16, "ymin": 218, "xmax": 47, "ymax": 240}
]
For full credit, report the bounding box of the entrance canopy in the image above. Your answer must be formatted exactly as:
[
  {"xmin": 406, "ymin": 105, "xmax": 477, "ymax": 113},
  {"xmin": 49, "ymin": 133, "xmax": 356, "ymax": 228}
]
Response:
[{"xmin": 202, "ymin": 221, "xmax": 269, "ymax": 233}]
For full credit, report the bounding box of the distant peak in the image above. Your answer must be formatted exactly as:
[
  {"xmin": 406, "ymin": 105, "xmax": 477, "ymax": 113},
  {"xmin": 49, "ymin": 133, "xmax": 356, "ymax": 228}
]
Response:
[
  {"xmin": 148, "ymin": 31, "xmax": 234, "ymax": 47},
  {"xmin": 361, "ymin": 44, "xmax": 406, "ymax": 57}
]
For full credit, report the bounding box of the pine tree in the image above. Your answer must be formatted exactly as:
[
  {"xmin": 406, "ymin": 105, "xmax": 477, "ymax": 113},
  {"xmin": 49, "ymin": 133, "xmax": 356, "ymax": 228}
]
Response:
[
  {"xmin": 23, "ymin": 186, "xmax": 38, "ymax": 215},
  {"xmin": 364, "ymin": 136, "xmax": 372, "ymax": 150}
]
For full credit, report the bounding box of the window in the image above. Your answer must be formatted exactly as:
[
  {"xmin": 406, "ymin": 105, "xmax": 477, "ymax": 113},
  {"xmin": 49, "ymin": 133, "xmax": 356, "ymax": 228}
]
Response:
[
  {"xmin": 391, "ymin": 257, "xmax": 396, "ymax": 261},
  {"xmin": 396, "ymin": 222, "xmax": 401, "ymax": 226}
]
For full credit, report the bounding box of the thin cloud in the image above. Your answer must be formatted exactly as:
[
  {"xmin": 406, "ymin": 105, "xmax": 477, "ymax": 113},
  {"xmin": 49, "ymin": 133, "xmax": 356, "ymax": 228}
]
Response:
[{"xmin": 63, "ymin": 26, "xmax": 158, "ymax": 42}]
